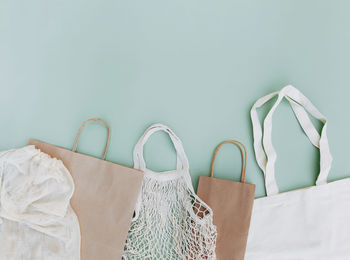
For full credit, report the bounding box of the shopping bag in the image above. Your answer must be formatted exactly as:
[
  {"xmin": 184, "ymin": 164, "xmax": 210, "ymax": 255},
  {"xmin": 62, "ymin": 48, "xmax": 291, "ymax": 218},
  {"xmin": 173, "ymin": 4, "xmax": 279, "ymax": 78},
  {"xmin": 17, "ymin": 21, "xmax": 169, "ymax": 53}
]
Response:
[
  {"xmin": 245, "ymin": 85, "xmax": 350, "ymax": 259},
  {"xmin": 28, "ymin": 118, "xmax": 144, "ymax": 260},
  {"xmin": 197, "ymin": 140, "xmax": 255, "ymax": 260},
  {"xmin": 123, "ymin": 123, "xmax": 217, "ymax": 260}
]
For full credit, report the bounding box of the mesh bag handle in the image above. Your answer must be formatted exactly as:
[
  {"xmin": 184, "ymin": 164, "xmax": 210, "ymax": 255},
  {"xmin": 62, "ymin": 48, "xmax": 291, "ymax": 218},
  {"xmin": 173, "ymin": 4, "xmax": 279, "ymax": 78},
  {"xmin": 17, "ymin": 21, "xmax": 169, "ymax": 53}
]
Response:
[{"xmin": 133, "ymin": 123, "xmax": 189, "ymax": 171}]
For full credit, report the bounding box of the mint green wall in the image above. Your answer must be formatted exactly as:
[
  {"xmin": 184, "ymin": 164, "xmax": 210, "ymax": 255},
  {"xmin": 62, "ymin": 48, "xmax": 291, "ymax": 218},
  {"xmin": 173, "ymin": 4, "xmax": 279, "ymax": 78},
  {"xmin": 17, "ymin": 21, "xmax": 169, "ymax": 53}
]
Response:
[{"xmin": 1, "ymin": 1, "xmax": 349, "ymax": 197}]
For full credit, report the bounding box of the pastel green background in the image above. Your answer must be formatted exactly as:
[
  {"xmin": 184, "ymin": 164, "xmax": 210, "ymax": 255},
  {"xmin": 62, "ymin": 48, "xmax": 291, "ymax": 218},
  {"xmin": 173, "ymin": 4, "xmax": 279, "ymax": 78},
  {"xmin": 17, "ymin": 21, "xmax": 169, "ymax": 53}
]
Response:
[{"xmin": 1, "ymin": 0, "xmax": 349, "ymax": 197}]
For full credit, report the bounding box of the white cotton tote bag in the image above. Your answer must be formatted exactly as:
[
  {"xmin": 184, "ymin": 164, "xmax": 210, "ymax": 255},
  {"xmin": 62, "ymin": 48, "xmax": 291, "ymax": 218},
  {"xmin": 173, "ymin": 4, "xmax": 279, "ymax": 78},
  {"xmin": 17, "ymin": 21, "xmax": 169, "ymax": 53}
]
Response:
[
  {"xmin": 123, "ymin": 124, "xmax": 217, "ymax": 260},
  {"xmin": 245, "ymin": 85, "xmax": 350, "ymax": 260}
]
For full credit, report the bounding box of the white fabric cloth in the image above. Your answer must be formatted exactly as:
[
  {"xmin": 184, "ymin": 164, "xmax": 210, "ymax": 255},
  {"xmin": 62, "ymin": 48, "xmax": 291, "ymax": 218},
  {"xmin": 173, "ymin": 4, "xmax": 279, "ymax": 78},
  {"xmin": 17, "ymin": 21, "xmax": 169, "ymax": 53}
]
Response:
[
  {"xmin": 245, "ymin": 85, "xmax": 350, "ymax": 259},
  {"xmin": 0, "ymin": 145, "xmax": 81, "ymax": 260},
  {"xmin": 123, "ymin": 124, "xmax": 217, "ymax": 260}
]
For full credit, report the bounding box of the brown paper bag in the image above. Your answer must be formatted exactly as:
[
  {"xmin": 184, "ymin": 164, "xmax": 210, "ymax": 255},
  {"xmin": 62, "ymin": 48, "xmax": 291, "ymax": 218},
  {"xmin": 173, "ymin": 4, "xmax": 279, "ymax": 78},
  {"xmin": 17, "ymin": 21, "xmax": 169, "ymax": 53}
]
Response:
[
  {"xmin": 197, "ymin": 140, "xmax": 255, "ymax": 260},
  {"xmin": 28, "ymin": 118, "xmax": 144, "ymax": 260}
]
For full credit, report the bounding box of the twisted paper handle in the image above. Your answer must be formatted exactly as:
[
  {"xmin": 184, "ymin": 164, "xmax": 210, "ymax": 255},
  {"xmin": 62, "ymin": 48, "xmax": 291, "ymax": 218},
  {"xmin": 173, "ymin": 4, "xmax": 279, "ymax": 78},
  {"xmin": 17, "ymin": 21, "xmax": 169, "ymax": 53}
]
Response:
[
  {"xmin": 210, "ymin": 140, "xmax": 247, "ymax": 183},
  {"xmin": 72, "ymin": 118, "xmax": 110, "ymax": 160}
]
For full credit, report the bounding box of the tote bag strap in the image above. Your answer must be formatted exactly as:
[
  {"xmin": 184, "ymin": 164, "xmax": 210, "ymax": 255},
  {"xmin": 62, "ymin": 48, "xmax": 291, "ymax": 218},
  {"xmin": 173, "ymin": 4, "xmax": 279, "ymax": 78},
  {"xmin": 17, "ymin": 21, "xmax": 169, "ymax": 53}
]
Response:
[
  {"xmin": 72, "ymin": 118, "xmax": 111, "ymax": 160},
  {"xmin": 210, "ymin": 140, "xmax": 247, "ymax": 183},
  {"xmin": 251, "ymin": 85, "xmax": 332, "ymax": 196},
  {"xmin": 133, "ymin": 123, "xmax": 190, "ymax": 172}
]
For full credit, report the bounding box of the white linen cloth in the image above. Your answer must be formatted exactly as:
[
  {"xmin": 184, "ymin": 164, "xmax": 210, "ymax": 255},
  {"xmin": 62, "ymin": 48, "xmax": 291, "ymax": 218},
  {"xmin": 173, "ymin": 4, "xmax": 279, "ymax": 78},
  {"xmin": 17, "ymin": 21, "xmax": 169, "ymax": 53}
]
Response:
[{"xmin": 0, "ymin": 145, "xmax": 80, "ymax": 259}]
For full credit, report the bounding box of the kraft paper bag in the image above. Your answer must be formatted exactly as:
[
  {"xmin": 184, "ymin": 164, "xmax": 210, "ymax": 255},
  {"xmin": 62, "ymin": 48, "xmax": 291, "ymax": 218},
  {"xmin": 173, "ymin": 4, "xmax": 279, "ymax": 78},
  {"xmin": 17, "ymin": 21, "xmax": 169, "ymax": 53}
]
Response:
[
  {"xmin": 28, "ymin": 118, "xmax": 144, "ymax": 260},
  {"xmin": 197, "ymin": 140, "xmax": 255, "ymax": 260}
]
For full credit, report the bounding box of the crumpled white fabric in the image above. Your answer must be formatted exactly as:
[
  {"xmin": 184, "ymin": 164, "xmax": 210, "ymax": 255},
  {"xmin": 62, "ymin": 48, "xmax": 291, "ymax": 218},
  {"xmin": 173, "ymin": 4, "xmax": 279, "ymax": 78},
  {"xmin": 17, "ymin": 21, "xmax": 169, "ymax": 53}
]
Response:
[{"xmin": 0, "ymin": 145, "xmax": 80, "ymax": 260}]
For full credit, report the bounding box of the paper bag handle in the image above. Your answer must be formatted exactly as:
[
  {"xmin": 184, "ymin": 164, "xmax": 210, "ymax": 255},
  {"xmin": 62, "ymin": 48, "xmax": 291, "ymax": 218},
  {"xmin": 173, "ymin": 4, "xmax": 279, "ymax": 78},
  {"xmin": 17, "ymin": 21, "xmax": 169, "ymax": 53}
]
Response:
[
  {"xmin": 210, "ymin": 140, "xmax": 247, "ymax": 183},
  {"xmin": 72, "ymin": 118, "xmax": 111, "ymax": 160}
]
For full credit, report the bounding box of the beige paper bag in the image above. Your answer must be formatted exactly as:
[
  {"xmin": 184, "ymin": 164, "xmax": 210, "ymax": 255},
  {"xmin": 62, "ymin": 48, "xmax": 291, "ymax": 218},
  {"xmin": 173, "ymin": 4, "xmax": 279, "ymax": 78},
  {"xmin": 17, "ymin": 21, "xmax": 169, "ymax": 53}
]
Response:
[
  {"xmin": 197, "ymin": 140, "xmax": 255, "ymax": 260},
  {"xmin": 28, "ymin": 118, "xmax": 144, "ymax": 260}
]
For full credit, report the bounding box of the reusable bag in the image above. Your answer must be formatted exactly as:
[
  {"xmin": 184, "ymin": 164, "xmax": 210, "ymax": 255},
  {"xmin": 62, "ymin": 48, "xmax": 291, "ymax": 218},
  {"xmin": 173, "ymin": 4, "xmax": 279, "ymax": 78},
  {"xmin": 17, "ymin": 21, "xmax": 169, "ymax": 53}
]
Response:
[
  {"xmin": 197, "ymin": 140, "xmax": 255, "ymax": 260},
  {"xmin": 245, "ymin": 85, "xmax": 350, "ymax": 259},
  {"xmin": 123, "ymin": 123, "xmax": 217, "ymax": 260},
  {"xmin": 0, "ymin": 145, "xmax": 80, "ymax": 259},
  {"xmin": 28, "ymin": 118, "xmax": 144, "ymax": 260}
]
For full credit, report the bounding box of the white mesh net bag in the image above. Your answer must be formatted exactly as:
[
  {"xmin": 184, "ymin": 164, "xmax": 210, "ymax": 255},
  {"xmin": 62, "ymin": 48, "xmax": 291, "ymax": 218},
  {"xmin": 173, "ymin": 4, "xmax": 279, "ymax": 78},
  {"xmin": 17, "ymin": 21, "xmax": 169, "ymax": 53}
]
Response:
[{"xmin": 123, "ymin": 124, "xmax": 217, "ymax": 260}]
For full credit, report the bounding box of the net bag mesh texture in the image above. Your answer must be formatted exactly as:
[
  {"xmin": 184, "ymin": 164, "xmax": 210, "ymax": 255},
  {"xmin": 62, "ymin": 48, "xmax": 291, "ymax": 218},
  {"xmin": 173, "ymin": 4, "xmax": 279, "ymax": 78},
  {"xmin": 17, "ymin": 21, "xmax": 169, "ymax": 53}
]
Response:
[{"xmin": 123, "ymin": 174, "xmax": 217, "ymax": 260}]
